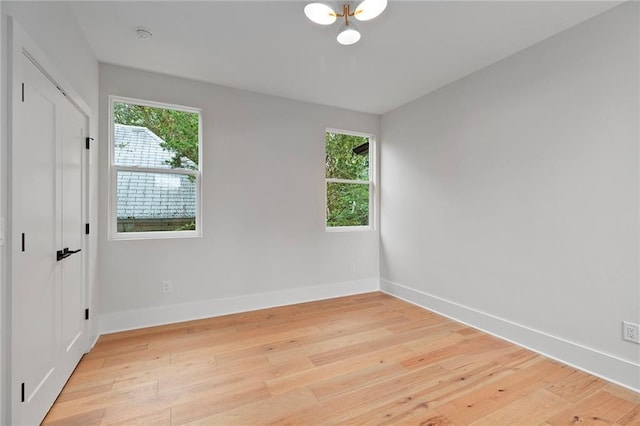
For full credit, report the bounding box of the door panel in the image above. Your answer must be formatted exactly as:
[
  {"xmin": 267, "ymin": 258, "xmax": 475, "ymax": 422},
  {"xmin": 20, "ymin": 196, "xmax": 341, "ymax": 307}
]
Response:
[
  {"xmin": 14, "ymin": 54, "xmax": 62, "ymax": 425},
  {"xmin": 61, "ymin": 97, "xmax": 86, "ymax": 366}
]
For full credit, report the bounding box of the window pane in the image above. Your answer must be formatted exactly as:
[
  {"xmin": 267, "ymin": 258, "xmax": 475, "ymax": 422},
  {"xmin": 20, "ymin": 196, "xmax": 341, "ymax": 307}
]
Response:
[
  {"xmin": 113, "ymin": 102, "xmax": 199, "ymax": 170},
  {"xmin": 325, "ymin": 132, "xmax": 369, "ymax": 180},
  {"xmin": 117, "ymin": 171, "xmax": 196, "ymax": 233},
  {"xmin": 326, "ymin": 182, "xmax": 369, "ymax": 227}
]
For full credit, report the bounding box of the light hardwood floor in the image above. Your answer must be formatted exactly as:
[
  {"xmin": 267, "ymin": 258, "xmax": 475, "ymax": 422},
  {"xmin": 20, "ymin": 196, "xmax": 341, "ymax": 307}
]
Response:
[{"xmin": 43, "ymin": 292, "xmax": 640, "ymax": 425}]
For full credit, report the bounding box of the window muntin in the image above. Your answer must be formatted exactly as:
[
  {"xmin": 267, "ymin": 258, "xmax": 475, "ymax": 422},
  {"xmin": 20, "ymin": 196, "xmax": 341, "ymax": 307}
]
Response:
[
  {"xmin": 325, "ymin": 130, "xmax": 373, "ymax": 230},
  {"xmin": 110, "ymin": 97, "xmax": 201, "ymax": 239}
]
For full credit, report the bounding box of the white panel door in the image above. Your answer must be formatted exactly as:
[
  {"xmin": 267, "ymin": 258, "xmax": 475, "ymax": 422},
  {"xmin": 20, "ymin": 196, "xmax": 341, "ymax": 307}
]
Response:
[
  {"xmin": 60, "ymin": 96, "xmax": 87, "ymax": 379},
  {"xmin": 12, "ymin": 53, "xmax": 89, "ymax": 425},
  {"xmin": 13, "ymin": 53, "xmax": 62, "ymax": 426}
]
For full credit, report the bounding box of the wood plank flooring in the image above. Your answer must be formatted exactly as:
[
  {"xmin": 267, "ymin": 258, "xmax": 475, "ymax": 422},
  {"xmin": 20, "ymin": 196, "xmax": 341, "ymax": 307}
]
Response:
[{"xmin": 43, "ymin": 292, "xmax": 640, "ymax": 425}]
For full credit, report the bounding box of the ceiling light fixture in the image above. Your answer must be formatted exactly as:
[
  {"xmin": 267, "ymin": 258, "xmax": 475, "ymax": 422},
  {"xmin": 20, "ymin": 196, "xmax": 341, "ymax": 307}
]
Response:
[
  {"xmin": 337, "ymin": 21, "xmax": 361, "ymax": 46},
  {"xmin": 304, "ymin": 0, "xmax": 387, "ymax": 45}
]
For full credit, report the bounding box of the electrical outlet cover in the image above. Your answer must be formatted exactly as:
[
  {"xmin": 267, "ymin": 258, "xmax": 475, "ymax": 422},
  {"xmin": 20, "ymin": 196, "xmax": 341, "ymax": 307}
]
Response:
[{"xmin": 622, "ymin": 321, "xmax": 640, "ymax": 344}]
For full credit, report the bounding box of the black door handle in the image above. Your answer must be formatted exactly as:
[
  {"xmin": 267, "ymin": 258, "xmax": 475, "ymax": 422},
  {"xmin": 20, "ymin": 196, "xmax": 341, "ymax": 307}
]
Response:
[{"xmin": 56, "ymin": 247, "xmax": 81, "ymax": 261}]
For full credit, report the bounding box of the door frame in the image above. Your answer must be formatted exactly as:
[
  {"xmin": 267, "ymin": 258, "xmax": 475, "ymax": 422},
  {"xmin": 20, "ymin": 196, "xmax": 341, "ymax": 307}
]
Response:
[{"xmin": 8, "ymin": 17, "xmax": 93, "ymax": 424}]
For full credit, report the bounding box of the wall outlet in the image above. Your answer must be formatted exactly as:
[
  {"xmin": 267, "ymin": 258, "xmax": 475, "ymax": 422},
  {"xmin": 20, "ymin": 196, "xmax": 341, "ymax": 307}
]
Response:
[
  {"xmin": 350, "ymin": 262, "xmax": 357, "ymax": 273},
  {"xmin": 622, "ymin": 321, "xmax": 640, "ymax": 344},
  {"xmin": 161, "ymin": 280, "xmax": 172, "ymax": 294}
]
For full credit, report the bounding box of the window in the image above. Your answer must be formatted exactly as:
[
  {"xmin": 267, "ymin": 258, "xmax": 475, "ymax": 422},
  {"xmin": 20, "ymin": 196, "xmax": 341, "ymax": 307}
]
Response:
[
  {"xmin": 109, "ymin": 96, "xmax": 201, "ymax": 239},
  {"xmin": 325, "ymin": 130, "xmax": 373, "ymax": 230}
]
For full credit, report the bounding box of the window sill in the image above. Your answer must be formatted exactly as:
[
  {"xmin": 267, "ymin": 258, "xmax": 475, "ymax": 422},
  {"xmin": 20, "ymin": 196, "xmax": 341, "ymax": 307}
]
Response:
[
  {"xmin": 109, "ymin": 230, "xmax": 202, "ymax": 241},
  {"xmin": 325, "ymin": 226, "xmax": 373, "ymax": 233}
]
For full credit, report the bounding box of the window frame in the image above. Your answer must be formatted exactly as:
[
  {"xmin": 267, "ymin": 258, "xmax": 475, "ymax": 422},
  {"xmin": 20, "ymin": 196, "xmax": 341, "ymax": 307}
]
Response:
[
  {"xmin": 324, "ymin": 128, "xmax": 375, "ymax": 232},
  {"xmin": 108, "ymin": 95, "xmax": 203, "ymax": 240}
]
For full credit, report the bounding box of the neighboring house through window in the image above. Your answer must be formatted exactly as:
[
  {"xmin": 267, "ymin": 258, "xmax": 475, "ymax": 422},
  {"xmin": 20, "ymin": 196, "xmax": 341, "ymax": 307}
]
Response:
[
  {"xmin": 110, "ymin": 97, "xmax": 202, "ymax": 239},
  {"xmin": 325, "ymin": 129, "xmax": 374, "ymax": 230}
]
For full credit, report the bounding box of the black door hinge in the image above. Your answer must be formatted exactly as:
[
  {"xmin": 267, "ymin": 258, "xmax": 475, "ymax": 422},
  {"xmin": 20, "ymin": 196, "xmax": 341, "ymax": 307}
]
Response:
[
  {"xmin": 85, "ymin": 137, "xmax": 94, "ymax": 149},
  {"xmin": 85, "ymin": 309, "xmax": 89, "ymax": 320},
  {"xmin": 21, "ymin": 233, "xmax": 25, "ymax": 252},
  {"xmin": 85, "ymin": 223, "xmax": 90, "ymax": 235},
  {"xmin": 21, "ymin": 383, "xmax": 25, "ymax": 402},
  {"xmin": 21, "ymin": 83, "xmax": 24, "ymax": 102}
]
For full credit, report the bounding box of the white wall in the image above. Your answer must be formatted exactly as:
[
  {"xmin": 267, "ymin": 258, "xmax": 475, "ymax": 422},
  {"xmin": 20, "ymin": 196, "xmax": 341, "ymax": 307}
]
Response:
[
  {"xmin": 380, "ymin": 2, "xmax": 640, "ymax": 391},
  {"xmin": 1, "ymin": 2, "xmax": 99, "ymax": 422},
  {"xmin": 98, "ymin": 64, "xmax": 380, "ymax": 332}
]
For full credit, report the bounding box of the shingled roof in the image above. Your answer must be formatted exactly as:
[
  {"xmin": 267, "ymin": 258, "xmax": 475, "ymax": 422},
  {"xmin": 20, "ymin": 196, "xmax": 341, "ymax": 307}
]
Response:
[{"xmin": 115, "ymin": 124, "xmax": 196, "ymax": 220}]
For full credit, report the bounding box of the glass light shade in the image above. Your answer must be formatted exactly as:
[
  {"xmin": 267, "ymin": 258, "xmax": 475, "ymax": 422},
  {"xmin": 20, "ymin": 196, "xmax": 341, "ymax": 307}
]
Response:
[
  {"xmin": 337, "ymin": 23, "xmax": 361, "ymax": 45},
  {"xmin": 354, "ymin": 0, "xmax": 387, "ymax": 21},
  {"xmin": 304, "ymin": 3, "xmax": 337, "ymax": 25}
]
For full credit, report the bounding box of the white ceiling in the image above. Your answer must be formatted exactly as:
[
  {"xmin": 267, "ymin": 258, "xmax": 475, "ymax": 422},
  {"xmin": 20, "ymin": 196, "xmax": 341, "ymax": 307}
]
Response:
[{"xmin": 68, "ymin": 1, "xmax": 621, "ymax": 114}]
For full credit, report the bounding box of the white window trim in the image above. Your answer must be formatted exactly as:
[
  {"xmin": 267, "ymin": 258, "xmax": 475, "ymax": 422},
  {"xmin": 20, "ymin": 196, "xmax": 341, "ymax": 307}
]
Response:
[
  {"xmin": 108, "ymin": 95, "xmax": 203, "ymax": 240},
  {"xmin": 325, "ymin": 128, "xmax": 375, "ymax": 232}
]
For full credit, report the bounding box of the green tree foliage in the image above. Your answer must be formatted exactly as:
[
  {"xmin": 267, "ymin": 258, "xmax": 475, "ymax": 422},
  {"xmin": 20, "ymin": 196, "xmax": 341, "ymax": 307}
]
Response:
[
  {"xmin": 325, "ymin": 132, "xmax": 370, "ymax": 227},
  {"xmin": 174, "ymin": 220, "xmax": 196, "ymax": 231},
  {"xmin": 114, "ymin": 102, "xmax": 199, "ymax": 170},
  {"xmin": 325, "ymin": 132, "xmax": 369, "ymax": 180},
  {"xmin": 327, "ymin": 182, "xmax": 370, "ymax": 227}
]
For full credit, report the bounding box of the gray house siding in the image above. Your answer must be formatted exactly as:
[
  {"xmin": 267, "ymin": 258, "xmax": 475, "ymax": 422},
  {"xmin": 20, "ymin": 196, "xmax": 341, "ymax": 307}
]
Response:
[{"xmin": 115, "ymin": 124, "xmax": 196, "ymax": 231}]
